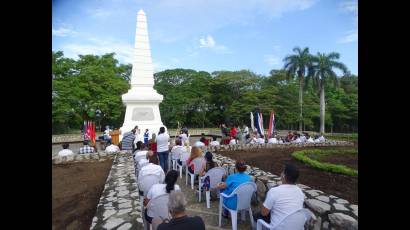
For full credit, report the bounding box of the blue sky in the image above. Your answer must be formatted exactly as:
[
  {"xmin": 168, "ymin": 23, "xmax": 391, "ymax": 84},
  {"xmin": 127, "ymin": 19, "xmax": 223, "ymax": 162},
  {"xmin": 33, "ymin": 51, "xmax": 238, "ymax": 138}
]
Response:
[{"xmin": 52, "ymin": 0, "xmax": 358, "ymax": 76}]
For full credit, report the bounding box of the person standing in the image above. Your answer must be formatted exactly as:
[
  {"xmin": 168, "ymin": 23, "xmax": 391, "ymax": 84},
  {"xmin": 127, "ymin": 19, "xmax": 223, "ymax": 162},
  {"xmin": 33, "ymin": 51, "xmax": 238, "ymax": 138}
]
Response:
[
  {"xmin": 133, "ymin": 125, "xmax": 142, "ymax": 148},
  {"xmin": 157, "ymin": 127, "xmax": 170, "ymax": 172},
  {"xmin": 121, "ymin": 129, "xmax": 136, "ymax": 152},
  {"xmin": 230, "ymin": 125, "xmax": 238, "ymax": 141},
  {"xmin": 242, "ymin": 124, "xmax": 249, "ymax": 143},
  {"xmin": 149, "ymin": 133, "xmax": 157, "ymax": 154},
  {"xmin": 144, "ymin": 129, "xmax": 150, "ymax": 145}
]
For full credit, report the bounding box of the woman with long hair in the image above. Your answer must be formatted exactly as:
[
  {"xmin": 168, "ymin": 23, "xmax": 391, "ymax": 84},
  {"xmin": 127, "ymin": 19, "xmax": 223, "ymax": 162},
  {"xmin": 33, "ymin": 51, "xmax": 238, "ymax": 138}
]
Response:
[
  {"xmin": 148, "ymin": 133, "xmax": 157, "ymax": 154},
  {"xmin": 143, "ymin": 170, "xmax": 180, "ymax": 224},
  {"xmin": 186, "ymin": 146, "xmax": 205, "ymax": 174},
  {"xmin": 199, "ymin": 151, "xmax": 217, "ymax": 191}
]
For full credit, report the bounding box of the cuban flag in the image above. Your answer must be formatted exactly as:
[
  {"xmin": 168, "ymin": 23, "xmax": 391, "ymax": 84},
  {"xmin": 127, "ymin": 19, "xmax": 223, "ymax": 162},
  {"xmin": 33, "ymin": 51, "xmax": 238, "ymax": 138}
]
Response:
[
  {"xmin": 268, "ymin": 110, "xmax": 275, "ymax": 138},
  {"xmin": 255, "ymin": 111, "xmax": 264, "ymax": 136}
]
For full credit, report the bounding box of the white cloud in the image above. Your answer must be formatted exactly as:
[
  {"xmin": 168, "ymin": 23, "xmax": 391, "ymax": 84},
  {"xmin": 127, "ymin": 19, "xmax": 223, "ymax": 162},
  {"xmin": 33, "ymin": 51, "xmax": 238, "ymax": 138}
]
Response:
[
  {"xmin": 264, "ymin": 55, "xmax": 281, "ymax": 67},
  {"xmin": 338, "ymin": 30, "xmax": 358, "ymax": 43},
  {"xmin": 144, "ymin": 0, "xmax": 318, "ymax": 43},
  {"xmin": 61, "ymin": 37, "xmax": 134, "ymax": 64},
  {"xmin": 198, "ymin": 35, "xmax": 231, "ymax": 54},
  {"xmin": 199, "ymin": 35, "xmax": 216, "ymax": 48},
  {"xmin": 52, "ymin": 27, "xmax": 77, "ymax": 37},
  {"xmin": 152, "ymin": 59, "xmax": 170, "ymax": 72},
  {"xmin": 338, "ymin": 1, "xmax": 358, "ymax": 44}
]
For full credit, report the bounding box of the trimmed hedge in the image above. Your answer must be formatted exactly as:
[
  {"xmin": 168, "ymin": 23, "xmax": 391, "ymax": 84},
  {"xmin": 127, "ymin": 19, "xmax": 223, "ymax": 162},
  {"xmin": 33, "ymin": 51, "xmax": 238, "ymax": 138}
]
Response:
[{"xmin": 292, "ymin": 149, "xmax": 358, "ymax": 177}]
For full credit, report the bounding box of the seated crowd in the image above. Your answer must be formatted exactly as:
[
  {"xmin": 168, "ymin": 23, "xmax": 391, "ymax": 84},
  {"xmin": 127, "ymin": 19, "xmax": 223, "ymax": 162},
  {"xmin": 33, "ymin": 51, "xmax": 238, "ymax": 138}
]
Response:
[
  {"xmin": 56, "ymin": 126, "xmax": 311, "ymax": 229},
  {"xmin": 130, "ymin": 127, "xmax": 307, "ymax": 229}
]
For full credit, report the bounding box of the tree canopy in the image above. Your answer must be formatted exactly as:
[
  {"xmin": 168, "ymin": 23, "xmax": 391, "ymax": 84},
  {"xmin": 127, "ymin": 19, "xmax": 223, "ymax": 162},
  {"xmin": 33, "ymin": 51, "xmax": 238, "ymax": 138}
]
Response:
[{"xmin": 52, "ymin": 51, "xmax": 358, "ymax": 134}]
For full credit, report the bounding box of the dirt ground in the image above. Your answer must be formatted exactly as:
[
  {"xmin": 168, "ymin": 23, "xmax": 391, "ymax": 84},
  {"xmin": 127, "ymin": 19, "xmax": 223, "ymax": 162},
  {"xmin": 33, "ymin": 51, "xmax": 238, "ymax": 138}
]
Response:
[
  {"xmin": 217, "ymin": 146, "xmax": 358, "ymax": 204},
  {"xmin": 52, "ymin": 159, "xmax": 113, "ymax": 230},
  {"xmin": 320, "ymin": 153, "xmax": 358, "ymax": 170}
]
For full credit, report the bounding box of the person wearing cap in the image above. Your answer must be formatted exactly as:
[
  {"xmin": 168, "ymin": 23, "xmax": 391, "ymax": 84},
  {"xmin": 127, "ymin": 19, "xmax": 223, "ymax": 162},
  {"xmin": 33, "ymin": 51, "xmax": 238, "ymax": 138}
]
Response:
[{"xmin": 216, "ymin": 160, "xmax": 252, "ymax": 218}]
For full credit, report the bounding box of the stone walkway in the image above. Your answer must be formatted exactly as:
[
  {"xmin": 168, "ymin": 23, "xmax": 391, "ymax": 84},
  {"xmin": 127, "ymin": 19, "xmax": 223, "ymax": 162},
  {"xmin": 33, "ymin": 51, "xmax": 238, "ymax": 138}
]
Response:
[
  {"xmin": 91, "ymin": 151, "xmax": 258, "ymax": 230},
  {"xmin": 91, "ymin": 152, "xmax": 144, "ymax": 230}
]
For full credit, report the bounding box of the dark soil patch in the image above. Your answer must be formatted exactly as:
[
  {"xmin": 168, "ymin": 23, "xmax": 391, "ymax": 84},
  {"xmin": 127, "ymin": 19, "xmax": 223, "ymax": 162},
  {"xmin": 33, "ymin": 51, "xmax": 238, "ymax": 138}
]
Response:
[
  {"xmin": 52, "ymin": 159, "xmax": 113, "ymax": 230},
  {"xmin": 319, "ymin": 153, "xmax": 358, "ymax": 170},
  {"xmin": 217, "ymin": 146, "xmax": 358, "ymax": 204}
]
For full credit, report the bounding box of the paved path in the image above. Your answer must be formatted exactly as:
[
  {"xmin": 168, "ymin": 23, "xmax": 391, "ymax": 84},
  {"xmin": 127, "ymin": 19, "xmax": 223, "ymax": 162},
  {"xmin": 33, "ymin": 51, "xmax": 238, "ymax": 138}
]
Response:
[{"xmin": 91, "ymin": 151, "xmax": 258, "ymax": 230}]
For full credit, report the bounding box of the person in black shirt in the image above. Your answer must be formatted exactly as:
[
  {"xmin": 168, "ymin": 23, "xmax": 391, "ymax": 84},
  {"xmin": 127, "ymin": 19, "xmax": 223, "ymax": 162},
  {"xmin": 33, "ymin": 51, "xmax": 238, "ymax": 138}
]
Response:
[{"xmin": 156, "ymin": 191, "xmax": 205, "ymax": 230}]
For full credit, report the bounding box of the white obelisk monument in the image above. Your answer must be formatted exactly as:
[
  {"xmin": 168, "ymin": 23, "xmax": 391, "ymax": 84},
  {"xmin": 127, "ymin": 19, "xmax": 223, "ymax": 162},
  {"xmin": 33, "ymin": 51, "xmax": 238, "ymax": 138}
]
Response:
[{"xmin": 120, "ymin": 9, "xmax": 166, "ymax": 138}]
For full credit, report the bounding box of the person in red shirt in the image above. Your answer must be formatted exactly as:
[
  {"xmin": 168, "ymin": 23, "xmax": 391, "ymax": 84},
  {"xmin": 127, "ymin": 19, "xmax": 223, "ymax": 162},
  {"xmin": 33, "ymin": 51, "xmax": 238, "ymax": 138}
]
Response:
[
  {"xmin": 230, "ymin": 125, "xmax": 238, "ymax": 140},
  {"xmin": 148, "ymin": 133, "xmax": 157, "ymax": 154}
]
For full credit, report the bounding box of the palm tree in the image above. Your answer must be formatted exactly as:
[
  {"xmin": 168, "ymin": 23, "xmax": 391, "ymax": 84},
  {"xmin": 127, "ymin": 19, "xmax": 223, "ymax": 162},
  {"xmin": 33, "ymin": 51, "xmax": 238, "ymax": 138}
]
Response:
[
  {"xmin": 308, "ymin": 52, "xmax": 348, "ymax": 134},
  {"xmin": 283, "ymin": 47, "xmax": 313, "ymax": 131}
]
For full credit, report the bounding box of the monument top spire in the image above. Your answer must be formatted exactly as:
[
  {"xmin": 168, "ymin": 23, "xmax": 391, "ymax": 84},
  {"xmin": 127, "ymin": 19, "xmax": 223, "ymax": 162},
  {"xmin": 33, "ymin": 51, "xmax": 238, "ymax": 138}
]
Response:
[{"xmin": 120, "ymin": 10, "xmax": 165, "ymax": 138}]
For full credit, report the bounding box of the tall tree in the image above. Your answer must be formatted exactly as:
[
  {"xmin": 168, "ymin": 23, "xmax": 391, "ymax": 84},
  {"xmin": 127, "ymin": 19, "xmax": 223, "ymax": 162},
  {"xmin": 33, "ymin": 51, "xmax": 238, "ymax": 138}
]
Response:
[
  {"xmin": 309, "ymin": 52, "xmax": 348, "ymax": 134},
  {"xmin": 283, "ymin": 47, "xmax": 313, "ymax": 131}
]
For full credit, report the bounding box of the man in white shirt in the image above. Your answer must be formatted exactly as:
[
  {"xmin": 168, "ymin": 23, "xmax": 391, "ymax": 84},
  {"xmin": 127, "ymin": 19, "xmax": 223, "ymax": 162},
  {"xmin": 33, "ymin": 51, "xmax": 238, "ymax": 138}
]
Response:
[
  {"xmin": 105, "ymin": 141, "xmax": 120, "ymax": 153},
  {"xmin": 133, "ymin": 126, "xmax": 142, "ymax": 148},
  {"xmin": 138, "ymin": 154, "xmax": 165, "ymax": 195},
  {"xmin": 253, "ymin": 164, "xmax": 305, "ymax": 229},
  {"xmin": 293, "ymin": 136, "xmax": 302, "ymax": 143},
  {"xmin": 257, "ymin": 135, "xmax": 265, "ymax": 144},
  {"xmin": 156, "ymin": 127, "xmax": 170, "ymax": 172},
  {"xmin": 179, "ymin": 130, "xmax": 189, "ymax": 143},
  {"xmin": 268, "ymin": 136, "xmax": 278, "ymax": 144},
  {"xmin": 229, "ymin": 138, "xmax": 238, "ymax": 145},
  {"xmin": 307, "ymin": 136, "xmax": 314, "ymax": 143},
  {"xmin": 210, "ymin": 136, "xmax": 220, "ymax": 146},
  {"xmin": 242, "ymin": 125, "xmax": 249, "ymax": 143},
  {"xmin": 171, "ymin": 139, "xmax": 185, "ymax": 161},
  {"xmin": 58, "ymin": 143, "xmax": 74, "ymax": 157},
  {"xmin": 318, "ymin": 135, "xmax": 325, "ymax": 142},
  {"xmin": 194, "ymin": 140, "xmax": 205, "ymax": 147}
]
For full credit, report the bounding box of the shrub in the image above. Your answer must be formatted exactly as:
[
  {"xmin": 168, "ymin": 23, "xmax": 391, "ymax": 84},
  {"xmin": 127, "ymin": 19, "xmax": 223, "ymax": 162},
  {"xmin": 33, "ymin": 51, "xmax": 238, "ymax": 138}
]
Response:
[{"xmin": 292, "ymin": 149, "xmax": 358, "ymax": 176}]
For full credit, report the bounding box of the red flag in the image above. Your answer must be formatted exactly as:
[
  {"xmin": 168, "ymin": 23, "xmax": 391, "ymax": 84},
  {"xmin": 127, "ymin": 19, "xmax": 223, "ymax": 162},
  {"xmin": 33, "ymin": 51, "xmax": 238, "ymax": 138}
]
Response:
[
  {"xmin": 86, "ymin": 121, "xmax": 91, "ymax": 141},
  {"xmin": 92, "ymin": 121, "xmax": 96, "ymax": 145}
]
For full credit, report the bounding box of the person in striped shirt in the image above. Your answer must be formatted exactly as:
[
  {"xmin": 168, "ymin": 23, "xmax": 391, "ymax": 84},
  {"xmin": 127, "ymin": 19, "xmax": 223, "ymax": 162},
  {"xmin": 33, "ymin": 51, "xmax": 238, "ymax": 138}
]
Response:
[{"xmin": 121, "ymin": 129, "xmax": 136, "ymax": 152}]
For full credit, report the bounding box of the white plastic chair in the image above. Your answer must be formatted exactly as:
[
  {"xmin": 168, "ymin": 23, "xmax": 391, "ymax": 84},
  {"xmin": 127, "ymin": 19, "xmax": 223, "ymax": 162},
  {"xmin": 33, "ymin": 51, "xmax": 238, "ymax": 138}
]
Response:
[
  {"xmin": 186, "ymin": 157, "xmax": 204, "ymax": 189},
  {"xmin": 198, "ymin": 167, "xmax": 225, "ymax": 208},
  {"xmin": 218, "ymin": 182, "xmax": 257, "ymax": 230},
  {"xmin": 256, "ymin": 208, "xmax": 311, "ymax": 230},
  {"xmin": 144, "ymin": 193, "xmax": 170, "ymax": 230},
  {"xmin": 170, "ymin": 146, "xmax": 184, "ymax": 170},
  {"xmin": 136, "ymin": 159, "xmax": 149, "ymax": 178},
  {"xmin": 134, "ymin": 151, "xmax": 148, "ymax": 176},
  {"xmin": 176, "ymin": 150, "xmax": 190, "ymax": 178},
  {"xmin": 138, "ymin": 174, "xmax": 162, "ymax": 213}
]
